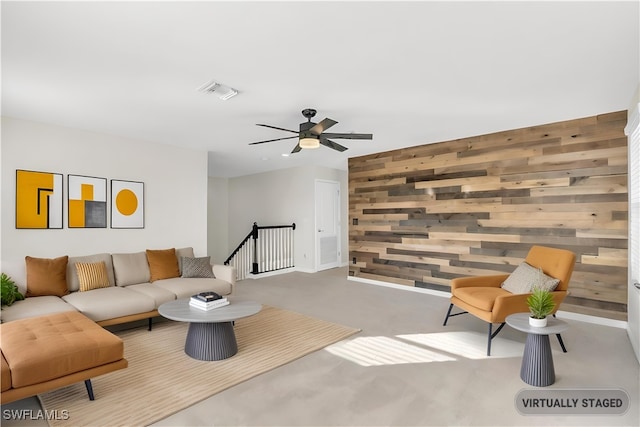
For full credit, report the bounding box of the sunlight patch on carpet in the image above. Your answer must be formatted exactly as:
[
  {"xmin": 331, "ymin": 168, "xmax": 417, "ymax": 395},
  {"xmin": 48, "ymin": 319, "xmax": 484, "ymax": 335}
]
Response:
[
  {"xmin": 398, "ymin": 331, "xmax": 524, "ymax": 359},
  {"xmin": 326, "ymin": 331, "xmax": 524, "ymax": 366},
  {"xmin": 325, "ymin": 336, "xmax": 456, "ymax": 366}
]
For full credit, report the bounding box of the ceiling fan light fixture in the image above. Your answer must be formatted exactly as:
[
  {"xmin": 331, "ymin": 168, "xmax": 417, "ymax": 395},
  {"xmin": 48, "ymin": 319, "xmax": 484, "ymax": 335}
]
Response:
[{"xmin": 299, "ymin": 137, "xmax": 320, "ymax": 149}]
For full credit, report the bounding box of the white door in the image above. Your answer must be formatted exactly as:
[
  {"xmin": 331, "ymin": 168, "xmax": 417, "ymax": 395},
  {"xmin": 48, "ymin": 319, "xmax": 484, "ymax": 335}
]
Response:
[
  {"xmin": 625, "ymin": 105, "xmax": 640, "ymax": 363},
  {"xmin": 315, "ymin": 180, "xmax": 340, "ymax": 271}
]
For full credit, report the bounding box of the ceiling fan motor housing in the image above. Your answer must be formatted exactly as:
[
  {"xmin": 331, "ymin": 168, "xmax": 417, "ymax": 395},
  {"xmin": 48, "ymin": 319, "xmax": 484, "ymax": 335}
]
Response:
[{"xmin": 299, "ymin": 121, "xmax": 317, "ymax": 139}]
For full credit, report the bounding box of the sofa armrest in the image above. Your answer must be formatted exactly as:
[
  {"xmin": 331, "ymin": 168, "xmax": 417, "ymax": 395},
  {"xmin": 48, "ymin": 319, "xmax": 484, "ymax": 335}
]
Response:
[
  {"xmin": 450, "ymin": 274, "xmax": 509, "ymax": 291},
  {"xmin": 212, "ymin": 264, "xmax": 236, "ymax": 287}
]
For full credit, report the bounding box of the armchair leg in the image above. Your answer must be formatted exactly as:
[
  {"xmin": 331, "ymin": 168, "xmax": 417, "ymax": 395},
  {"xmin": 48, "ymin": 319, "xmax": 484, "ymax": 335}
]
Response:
[
  {"xmin": 551, "ymin": 315, "xmax": 568, "ymax": 352},
  {"xmin": 443, "ymin": 303, "xmax": 454, "ymax": 326},
  {"xmin": 556, "ymin": 333, "xmax": 567, "ymax": 352},
  {"xmin": 442, "ymin": 304, "xmax": 468, "ymax": 326},
  {"xmin": 487, "ymin": 322, "xmax": 506, "ymax": 356}
]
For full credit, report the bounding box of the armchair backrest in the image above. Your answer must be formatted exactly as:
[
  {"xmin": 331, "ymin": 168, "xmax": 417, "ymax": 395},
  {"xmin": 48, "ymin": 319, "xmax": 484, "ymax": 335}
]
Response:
[{"xmin": 525, "ymin": 245, "xmax": 576, "ymax": 292}]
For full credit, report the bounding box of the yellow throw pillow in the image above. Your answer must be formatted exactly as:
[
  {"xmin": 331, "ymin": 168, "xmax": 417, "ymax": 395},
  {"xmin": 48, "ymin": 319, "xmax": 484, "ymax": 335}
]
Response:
[
  {"xmin": 76, "ymin": 261, "xmax": 111, "ymax": 292},
  {"xmin": 25, "ymin": 255, "xmax": 69, "ymax": 297},
  {"xmin": 146, "ymin": 248, "xmax": 180, "ymax": 282}
]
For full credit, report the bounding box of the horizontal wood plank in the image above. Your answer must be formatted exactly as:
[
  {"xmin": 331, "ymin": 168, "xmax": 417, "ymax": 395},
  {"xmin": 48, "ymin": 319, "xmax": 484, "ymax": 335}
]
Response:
[{"xmin": 349, "ymin": 111, "xmax": 629, "ymax": 320}]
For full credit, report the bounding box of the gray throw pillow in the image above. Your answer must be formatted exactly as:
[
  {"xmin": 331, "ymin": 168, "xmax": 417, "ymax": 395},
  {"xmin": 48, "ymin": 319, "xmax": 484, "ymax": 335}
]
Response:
[
  {"xmin": 181, "ymin": 256, "xmax": 215, "ymax": 278},
  {"xmin": 501, "ymin": 262, "xmax": 560, "ymax": 294}
]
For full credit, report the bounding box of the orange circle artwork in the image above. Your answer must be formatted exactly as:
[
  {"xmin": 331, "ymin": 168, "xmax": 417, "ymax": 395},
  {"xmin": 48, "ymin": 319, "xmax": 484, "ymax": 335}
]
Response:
[{"xmin": 116, "ymin": 189, "xmax": 138, "ymax": 216}]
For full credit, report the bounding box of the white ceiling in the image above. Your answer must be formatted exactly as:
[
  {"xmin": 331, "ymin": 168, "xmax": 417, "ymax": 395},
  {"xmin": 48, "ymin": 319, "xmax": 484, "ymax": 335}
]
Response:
[{"xmin": 2, "ymin": 1, "xmax": 638, "ymax": 178}]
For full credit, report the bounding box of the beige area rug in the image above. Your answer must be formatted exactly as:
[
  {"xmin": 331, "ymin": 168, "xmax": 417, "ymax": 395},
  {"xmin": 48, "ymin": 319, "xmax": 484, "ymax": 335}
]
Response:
[{"xmin": 39, "ymin": 305, "xmax": 360, "ymax": 427}]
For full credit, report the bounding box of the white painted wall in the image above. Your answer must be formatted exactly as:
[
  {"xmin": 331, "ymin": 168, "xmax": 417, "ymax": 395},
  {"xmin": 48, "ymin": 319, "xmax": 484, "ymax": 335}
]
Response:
[
  {"xmin": 207, "ymin": 176, "xmax": 229, "ymax": 265},
  {"xmin": 1, "ymin": 116, "xmax": 209, "ymax": 287},
  {"xmin": 226, "ymin": 166, "xmax": 348, "ymax": 273}
]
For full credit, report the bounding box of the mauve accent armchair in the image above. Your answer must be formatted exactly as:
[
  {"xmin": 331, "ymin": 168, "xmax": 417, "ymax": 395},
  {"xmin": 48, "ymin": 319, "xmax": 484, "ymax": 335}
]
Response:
[{"xmin": 442, "ymin": 245, "xmax": 576, "ymax": 356}]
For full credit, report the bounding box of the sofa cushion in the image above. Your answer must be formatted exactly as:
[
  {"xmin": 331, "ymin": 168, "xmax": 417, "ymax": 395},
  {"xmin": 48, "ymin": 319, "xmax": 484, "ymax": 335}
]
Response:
[
  {"xmin": 175, "ymin": 247, "xmax": 195, "ymax": 274},
  {"xmin": 25, "ymin": 256, "xmax": 69, "ymax": 297},
  {"xmin": 125, "ymin": 283, "xmax": 176, "ymax": 308},
  {"xmin": 112, "ymin": 252, "xmax": 150, "ymax": 286},
  {"xmin": 146, "ymin": 248, "xmax": 180, "ymax": 282},
  {"xmin": 501, "ymin": 262, "xmax": 560, "ymax": 294},
  {"xmin": 67, "ymin": 253, "xmax": 115, "ymax": 291},
  {"xmin": 62, "ymin": 286, "xmax": 155, "ymax": 322},
  {"xmin": 76, "ymin": 261, "xmax": 111, "ymax": 292},
  {"xmin": 0, "ymin": 296, "xmax": 77, "ymax": 323},
  {"xmin": 153, "ymin": 277, "xmax": 232, "ymax": 299},
  {"xmin": 0, "ymin": 311, "xmax": 124, "ymax": 388},
  {"xmin": 181, "ymin": 256, "xmax": 215, "ymax": 278}
]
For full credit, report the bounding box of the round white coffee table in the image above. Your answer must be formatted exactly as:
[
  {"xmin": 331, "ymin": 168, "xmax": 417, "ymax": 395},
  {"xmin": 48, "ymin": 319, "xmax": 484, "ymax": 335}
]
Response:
[
  {"xmin": 158, "ymin": 298, "xmax": 261, "ymax": 361},
  {"xmin": 506, "ymin": 313, "xmax": 569, "ymax": 387}
]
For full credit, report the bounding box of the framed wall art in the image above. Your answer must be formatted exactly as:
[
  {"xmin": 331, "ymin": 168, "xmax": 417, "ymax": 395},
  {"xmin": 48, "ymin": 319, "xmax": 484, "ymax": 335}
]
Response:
[
  {"xmin": 68, "ymin": 174, "xmax": 107, "ymax": 228},
  {"xmin": 111, "ymin": 179, "xmax": 144, "ymax": 228},
  {"xmin": 15, "ymin": 169, "xmax": 63, "ymax": 229}
]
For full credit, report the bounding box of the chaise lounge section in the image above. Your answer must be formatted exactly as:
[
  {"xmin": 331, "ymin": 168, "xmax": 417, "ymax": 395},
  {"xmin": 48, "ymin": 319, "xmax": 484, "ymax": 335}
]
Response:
[
  {"xmin": 1, "ymin": 247, "xmax": 235, "ymax": 404},
  {"xmin": 1, "ymin": 311, "xmax": 128, "ymax": 404}
]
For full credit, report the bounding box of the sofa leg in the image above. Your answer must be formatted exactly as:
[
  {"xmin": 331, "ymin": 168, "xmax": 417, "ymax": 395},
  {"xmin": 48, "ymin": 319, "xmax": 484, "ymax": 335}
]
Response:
[
  {"xmin": 148, "ymin": 318, "xmax": 153, "ymax": 331},
  {"xmin": 84, "ymin": 379, "xmax": 95, "ymax": 401}
]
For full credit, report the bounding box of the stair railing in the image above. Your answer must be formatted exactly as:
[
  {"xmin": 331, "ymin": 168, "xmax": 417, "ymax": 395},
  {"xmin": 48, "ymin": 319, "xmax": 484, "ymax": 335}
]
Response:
[{"xmin": 224, "ymin": 222, "xmax": 295, "ymax": 280}]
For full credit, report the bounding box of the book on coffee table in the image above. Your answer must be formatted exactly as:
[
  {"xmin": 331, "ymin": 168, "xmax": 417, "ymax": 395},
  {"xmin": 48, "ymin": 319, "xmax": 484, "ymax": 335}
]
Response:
[
  {"xmin": 192, "ymin": 291, "xmax": 222, "ymax": 303},
  {"xmin": 189, "ymin": 297, "xmax": 229, "ymax": 311}
]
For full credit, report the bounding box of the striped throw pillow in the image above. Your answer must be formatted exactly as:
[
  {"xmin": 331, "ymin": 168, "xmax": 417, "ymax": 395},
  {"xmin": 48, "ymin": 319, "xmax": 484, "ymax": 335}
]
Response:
[{"xmin": 76, "ymin": 261, "xmax": 111, "ymax": 292}]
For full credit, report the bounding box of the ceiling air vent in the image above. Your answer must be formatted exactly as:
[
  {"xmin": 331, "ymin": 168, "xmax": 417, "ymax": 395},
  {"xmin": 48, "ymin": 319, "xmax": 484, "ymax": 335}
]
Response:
[{"xmin": 197, "ymin": 79, "xmax": 239, "ymax": 100}]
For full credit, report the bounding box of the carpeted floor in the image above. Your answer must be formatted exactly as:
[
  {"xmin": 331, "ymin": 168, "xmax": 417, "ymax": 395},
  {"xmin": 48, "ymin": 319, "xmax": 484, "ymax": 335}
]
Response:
[
  {"xmin": 3, "ymin": 267, "xmax": 638, "ymax": 426},
  {"xmin": 37, "ymin": 304, "xmax": 359, "ymax": 427}
]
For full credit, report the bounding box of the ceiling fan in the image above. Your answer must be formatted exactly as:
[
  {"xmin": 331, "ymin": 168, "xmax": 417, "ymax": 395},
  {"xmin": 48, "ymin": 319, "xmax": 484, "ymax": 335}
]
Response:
[{"xmin": 249, "ymin": 108, "xmax": 373, "ymax": 154}]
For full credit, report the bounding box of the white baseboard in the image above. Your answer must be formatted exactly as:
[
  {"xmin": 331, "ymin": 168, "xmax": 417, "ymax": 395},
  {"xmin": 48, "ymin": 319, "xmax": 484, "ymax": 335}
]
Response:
[
  {"xmin": 245, "ymin": 267, "xmax": 296, "ymax": 279},
  {"xmin": 554, "ymin": 310, "xmax": 628, "ymax": 329},
  {"xmin": 347, "ymin": 275, "xmax": 450, "ymax": 298},
  {"xmin": 347, "ymin": 275, "xmax": 628, "ymax": 330}
]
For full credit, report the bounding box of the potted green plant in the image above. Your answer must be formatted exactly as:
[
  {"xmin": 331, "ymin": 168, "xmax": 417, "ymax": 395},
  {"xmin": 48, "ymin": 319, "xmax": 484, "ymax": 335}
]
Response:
[
  {"xmin": 527, "ymin": 286, "xmax": 555, "ymax": 327},
  {"xmin": 1, "ymin": 273, "xmax": 24, "ymax": 308}
]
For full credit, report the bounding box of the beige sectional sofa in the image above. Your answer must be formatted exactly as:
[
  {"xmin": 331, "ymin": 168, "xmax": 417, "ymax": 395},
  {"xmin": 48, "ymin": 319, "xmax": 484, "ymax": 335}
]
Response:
[
  {"xmin": 1, "ymin": 247, "xmax": 236, "ymax": 327},
  {"xmin": 1, "ymin": 247, "xmax": 235, "ymax": 404}
]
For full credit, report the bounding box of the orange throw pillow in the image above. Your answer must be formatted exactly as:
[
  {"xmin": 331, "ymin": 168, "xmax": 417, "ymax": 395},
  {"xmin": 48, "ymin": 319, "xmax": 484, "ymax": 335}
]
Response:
[
  {"xmin": 25, "ymin": 255, "xmax": 70, "ymax": 297},
  {"xmin": 146, "ymin": 248, "xmax": 180, "ymax": 282}
]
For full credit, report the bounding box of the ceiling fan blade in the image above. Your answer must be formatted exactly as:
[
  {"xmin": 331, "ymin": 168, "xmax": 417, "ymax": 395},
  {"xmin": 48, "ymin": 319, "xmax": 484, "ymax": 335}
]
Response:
[
  {"xmin": 256, "ymin": 124, "xmax": 299, "ymax": 134},
  {"xmin": 310, "ymin": 118, "xmax": 338, "ymax": 135},
  {"xmin": 320, "ymin": 138, "xmax": 348, "ymax": 152},
  {"xmin": 249, "ymin": 136, "xmax": 298, "ymax": 145},
  {"xmin": 291, "ymin": 143, "xmax": 302, "ymax": 154},
  {"xmin": 321, "ymin": 132, "xmax": 373, "ymax": 140}
]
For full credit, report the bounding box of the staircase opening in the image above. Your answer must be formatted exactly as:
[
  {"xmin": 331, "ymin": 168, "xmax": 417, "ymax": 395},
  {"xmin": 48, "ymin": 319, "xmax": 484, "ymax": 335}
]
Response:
[{"xmin": 224, "ymin": 222, "xmax": 295, "ymax": 281}]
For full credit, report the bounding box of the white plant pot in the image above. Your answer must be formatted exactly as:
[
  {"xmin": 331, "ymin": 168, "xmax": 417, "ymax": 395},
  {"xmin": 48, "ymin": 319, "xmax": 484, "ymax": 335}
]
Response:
[{"xmin": 529, "ymin": 316, "xmax": 547, "ymax": 327}]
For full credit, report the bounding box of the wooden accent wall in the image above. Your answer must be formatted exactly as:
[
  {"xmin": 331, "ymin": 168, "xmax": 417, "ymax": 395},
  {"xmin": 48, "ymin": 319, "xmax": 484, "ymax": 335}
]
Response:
[{"xmin": 349, "ymin": 111, "xmax": 628, "ymax": 321}]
